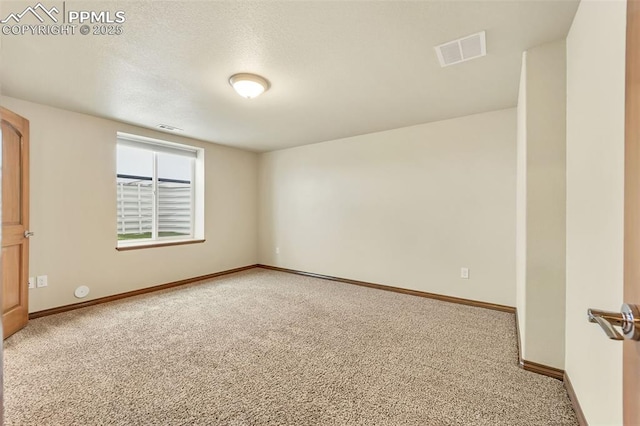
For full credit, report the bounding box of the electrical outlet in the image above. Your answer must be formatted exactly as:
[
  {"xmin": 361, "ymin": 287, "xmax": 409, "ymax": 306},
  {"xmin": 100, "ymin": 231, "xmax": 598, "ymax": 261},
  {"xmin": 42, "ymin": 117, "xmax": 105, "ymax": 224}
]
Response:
[
  {"xmin": 460, "ymin": 268, "xmax": 470, "ymax": 279},
  {"xmin": 28, "ymin": 277, "xmax": 35, "ymax": 289},
  {"xmin": 36, "ymin": 275, "xmax": 48, "ymax": 288},
  {"xmin": 276, "ymin": 247, "xmax": 280, "ymax": 255}
]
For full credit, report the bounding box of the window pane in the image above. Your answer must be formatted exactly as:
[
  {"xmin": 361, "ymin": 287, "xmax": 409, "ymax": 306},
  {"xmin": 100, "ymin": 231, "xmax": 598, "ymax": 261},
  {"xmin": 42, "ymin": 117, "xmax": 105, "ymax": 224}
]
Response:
[
  {"xmin": 157, "ymin": 153, "xmax": 193, "ymax": 238},
  {"xmin": 117, "ymin": 146, "xmax": 154, "ymax": 240}
]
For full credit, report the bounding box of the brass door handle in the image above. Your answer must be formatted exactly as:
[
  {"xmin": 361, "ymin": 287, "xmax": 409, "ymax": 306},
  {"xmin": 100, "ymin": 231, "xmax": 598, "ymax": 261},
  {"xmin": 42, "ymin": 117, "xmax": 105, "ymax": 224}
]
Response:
[{"xmin": 588, "ymin": 304, "xmax": 640, "ymax": 341}]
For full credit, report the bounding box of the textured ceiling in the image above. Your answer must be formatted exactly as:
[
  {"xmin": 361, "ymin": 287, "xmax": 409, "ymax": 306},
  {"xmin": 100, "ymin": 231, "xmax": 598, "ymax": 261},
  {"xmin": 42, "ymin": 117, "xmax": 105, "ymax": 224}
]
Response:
[{"xmin": 0, "ymin": 1, "xmax": 579, "ymax": 151}]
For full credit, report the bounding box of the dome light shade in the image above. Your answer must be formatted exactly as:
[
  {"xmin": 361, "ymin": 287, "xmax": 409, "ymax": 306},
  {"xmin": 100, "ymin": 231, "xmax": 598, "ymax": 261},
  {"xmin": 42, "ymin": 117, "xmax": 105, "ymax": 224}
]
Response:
[{"xmin": 229, "ymin": 73, "xmax": 270, "ymax": 99}]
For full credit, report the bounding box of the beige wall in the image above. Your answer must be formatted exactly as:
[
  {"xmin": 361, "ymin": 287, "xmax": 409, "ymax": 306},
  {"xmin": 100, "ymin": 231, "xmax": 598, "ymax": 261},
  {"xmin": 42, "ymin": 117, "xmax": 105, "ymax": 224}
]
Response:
[
  {"xmin": 259, "ymin": 108, "xmax": 517, "ymax": 307},
  {"xmin": 565, "ymin": 0, "xmax": 627, "ymax": 423},
  {"xmin": 516, "ymin": 52, "xmax": 528, "ymax": 356},
  {"xmin": 516, "ymin": 39, "xmax": 567, "ymax": 370},
  {"xmin": 1, "ymin": 96, "xmax": 259, "ymax": 313}
]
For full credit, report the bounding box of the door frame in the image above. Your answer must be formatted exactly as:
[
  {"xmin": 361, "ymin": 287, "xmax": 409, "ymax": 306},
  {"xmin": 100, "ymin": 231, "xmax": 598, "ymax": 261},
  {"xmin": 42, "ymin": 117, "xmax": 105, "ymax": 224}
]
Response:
[{"xmin": 624, "ymin": 0, "xmax": 640, "ymax": 423}]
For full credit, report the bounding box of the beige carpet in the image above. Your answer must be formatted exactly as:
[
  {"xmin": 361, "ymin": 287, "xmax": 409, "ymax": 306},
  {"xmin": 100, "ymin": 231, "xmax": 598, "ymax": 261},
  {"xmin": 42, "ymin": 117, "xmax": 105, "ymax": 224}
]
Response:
[{"xmin": 4, "ymin": 268, "xmax": 577, "ymax": 425}]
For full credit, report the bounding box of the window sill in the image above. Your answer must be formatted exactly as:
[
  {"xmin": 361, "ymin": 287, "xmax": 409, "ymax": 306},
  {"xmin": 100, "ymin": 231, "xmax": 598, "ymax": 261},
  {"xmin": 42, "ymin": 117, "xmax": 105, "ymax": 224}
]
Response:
[{"xmin": 116, "ymin": 239, "xmax": 205, "ymax": 251}]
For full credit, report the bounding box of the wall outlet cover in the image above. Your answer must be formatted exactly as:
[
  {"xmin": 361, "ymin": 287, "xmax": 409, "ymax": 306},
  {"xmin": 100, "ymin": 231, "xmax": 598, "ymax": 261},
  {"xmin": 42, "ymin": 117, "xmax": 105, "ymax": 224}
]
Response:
[
  {"xmin": 461, "ymin": 268, "xmax": 470, "ymax": 279},
  {"xmin": 74, "ymin": 285, "xmax": 90, "ymax": 299},
  {"xmin": 36, "ymin": 275, "xmax": 48, "ymax": 288}
]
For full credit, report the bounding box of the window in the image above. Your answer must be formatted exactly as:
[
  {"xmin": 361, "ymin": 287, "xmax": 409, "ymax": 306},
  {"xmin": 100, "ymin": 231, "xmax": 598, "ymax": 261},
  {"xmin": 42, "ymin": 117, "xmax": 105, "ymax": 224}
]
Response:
[{"xmin": 116, "ymin": 133, "xmax": 204, "ymax": 248}]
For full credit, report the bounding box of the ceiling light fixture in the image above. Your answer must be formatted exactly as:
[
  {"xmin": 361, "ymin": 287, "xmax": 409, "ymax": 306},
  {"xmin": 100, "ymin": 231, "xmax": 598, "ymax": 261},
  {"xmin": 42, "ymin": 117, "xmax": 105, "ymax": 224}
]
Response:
[{"xmin": 229, "ymin": 73, "xmax": 270, "ymax": 99}]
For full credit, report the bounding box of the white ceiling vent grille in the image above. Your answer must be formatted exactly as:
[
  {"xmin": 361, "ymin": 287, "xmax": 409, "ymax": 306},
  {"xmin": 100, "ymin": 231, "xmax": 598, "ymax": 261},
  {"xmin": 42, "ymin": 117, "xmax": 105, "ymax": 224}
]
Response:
[
  {"xmin": 435, "ymin": 31, "xmax": 486, "ymax": 67},
  {"xmin": 157, "ymin": 124, "xmax": 183, "ymax": 132}
]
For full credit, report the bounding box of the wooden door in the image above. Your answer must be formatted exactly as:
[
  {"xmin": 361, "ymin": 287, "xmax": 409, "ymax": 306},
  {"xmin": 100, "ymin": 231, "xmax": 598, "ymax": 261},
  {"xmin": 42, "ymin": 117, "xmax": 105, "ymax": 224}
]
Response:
[
  {"xmin": 625, "ymin": 0, "xmax": 640, "ymax": 423},
  {"xmin": 1, "ymin": 107, "xmax": 30, "ymax": 339}
]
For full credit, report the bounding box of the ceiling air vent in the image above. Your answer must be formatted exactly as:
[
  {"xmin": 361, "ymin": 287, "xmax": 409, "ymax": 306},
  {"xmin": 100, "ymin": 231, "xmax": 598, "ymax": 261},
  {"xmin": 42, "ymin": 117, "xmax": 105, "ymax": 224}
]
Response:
[
  {"xmin": 435, "ymin": 31, "xmax": 486, "ymax": 67},
  {"xmin": 157, "ymin": 124, "xmax": 183, "ymax": 132}
]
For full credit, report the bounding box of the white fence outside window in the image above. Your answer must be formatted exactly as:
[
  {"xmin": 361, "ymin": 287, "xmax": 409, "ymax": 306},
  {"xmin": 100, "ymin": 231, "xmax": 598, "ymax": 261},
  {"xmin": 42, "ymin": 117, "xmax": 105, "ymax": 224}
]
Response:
[{"xmin": 117, "ymin": 178, "xmax": 192, "ymax": 237}]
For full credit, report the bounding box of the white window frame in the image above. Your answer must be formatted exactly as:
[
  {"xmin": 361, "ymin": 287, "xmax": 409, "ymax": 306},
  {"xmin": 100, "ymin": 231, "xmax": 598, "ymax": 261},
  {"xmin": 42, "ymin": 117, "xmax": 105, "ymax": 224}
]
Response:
[{"xmin": 116, "ymin": 132, "xmax": 205, "ymax": 249}]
